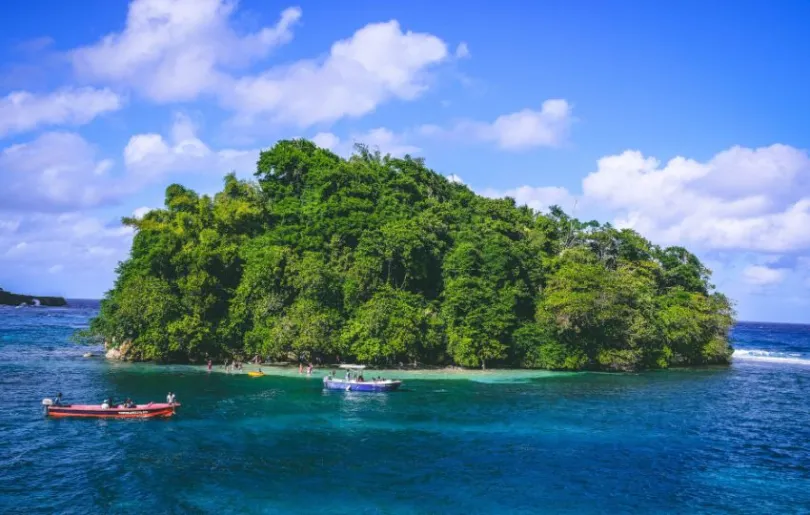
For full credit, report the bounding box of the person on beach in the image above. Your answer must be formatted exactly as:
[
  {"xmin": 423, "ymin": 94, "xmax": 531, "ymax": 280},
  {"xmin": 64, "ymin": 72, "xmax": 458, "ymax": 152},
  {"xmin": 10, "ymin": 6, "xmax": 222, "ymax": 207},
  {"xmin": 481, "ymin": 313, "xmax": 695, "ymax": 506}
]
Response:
[
  {"xmin": 307, "ymin": 364, "xmax": 313, "ymax": 375},
  {"xmin": 207, "ymin": 359, "xmax": 212, "ymax": 371},
  {"xmin": 299, "ymin": 363, "xmax": 303, "ymax": 374}
]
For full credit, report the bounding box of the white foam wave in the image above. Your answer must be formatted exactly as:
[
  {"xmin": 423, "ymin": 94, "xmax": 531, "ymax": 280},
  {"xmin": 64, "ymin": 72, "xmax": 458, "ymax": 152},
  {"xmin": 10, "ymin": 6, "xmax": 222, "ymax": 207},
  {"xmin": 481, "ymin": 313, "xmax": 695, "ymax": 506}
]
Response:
[{"xmin": 733, "ymin": 349, "xmax": 810, "ymax": 365}]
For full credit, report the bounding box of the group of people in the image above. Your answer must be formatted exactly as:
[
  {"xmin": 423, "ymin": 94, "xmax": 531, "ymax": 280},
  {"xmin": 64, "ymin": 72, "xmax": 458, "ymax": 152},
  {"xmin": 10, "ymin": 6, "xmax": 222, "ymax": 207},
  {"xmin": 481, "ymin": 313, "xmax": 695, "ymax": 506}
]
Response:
[
  {"xmin": 298, "ymin": 363, "xmax": 313, "ymax": 375},
  {"xmin": 325, "ymin": 371, "xmax": 388, "ymax": 383},
  {"xmin": 223, "ymin": 360, "xmax": 244, "ymax": 373},
  {"xmin": 50, "ymin": 392, "xmax": 177, "ymax": 409},
  {"xmin": 100, "ymin": 397, "xmax": 136, "ymax": 409}
]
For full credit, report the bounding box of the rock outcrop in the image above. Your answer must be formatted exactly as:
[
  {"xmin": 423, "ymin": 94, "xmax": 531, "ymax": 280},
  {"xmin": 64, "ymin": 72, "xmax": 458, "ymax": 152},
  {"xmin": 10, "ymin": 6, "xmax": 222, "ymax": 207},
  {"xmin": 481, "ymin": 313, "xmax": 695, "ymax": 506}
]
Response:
[{"xmin": 105, "ymin": 339, "xmax": 134, "ymax": 360}]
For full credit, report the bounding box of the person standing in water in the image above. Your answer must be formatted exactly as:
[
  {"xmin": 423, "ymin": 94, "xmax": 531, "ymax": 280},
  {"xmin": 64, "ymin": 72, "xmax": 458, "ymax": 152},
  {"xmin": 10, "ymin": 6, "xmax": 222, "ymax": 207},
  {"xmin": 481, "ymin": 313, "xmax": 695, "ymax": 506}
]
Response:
[{"xmin": 207, "ymin": 359, "xmax": 212, "ymax": 371}]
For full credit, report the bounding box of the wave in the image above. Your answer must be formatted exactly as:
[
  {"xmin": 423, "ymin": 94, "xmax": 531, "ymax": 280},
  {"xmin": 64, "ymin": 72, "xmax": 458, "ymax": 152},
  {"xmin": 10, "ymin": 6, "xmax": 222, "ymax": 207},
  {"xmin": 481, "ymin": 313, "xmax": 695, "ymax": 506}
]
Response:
[{"xmin": 733, "ymin": 349, "xmax": 810, "ymax": 365}]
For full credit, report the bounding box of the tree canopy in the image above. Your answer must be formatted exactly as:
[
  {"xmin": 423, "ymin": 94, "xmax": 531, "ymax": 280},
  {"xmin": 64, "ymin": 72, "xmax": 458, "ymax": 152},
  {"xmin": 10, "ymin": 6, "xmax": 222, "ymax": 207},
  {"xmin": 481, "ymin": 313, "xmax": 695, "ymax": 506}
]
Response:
[{"xmin": 86, "ymin": 140, "xmax": 734, "ymax": 370}]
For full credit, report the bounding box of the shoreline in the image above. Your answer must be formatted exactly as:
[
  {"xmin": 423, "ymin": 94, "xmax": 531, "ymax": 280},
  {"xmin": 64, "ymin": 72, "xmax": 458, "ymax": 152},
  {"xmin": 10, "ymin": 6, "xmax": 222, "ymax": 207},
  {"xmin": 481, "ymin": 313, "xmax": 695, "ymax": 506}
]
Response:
[
  {"xmin": 196, "ymin": 363, "xmax": 577, "ymax": 382},
  {"xmin": 183, "ymin": 362, "xmax": 731, "ymax": 381}
]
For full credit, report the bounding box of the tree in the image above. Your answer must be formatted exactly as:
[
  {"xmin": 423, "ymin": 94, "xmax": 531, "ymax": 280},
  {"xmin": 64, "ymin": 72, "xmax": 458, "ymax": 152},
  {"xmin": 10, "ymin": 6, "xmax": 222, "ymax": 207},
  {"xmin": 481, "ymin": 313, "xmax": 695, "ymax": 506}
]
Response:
[{"xmin": 87, "ymin": 139, "xmax": 734, "ymax": 370}]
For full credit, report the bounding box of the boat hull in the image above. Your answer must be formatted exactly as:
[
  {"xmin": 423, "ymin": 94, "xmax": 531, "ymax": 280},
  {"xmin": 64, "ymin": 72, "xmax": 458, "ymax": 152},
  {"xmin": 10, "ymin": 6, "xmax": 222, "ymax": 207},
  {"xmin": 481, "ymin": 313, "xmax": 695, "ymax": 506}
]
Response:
[
  {"xmin": 323, "ymin": 379, "xmax": 402, "ymax": 392},
  {"xmin": 45, "ymin": 403, "xmax": 179, "ymax": 419}
]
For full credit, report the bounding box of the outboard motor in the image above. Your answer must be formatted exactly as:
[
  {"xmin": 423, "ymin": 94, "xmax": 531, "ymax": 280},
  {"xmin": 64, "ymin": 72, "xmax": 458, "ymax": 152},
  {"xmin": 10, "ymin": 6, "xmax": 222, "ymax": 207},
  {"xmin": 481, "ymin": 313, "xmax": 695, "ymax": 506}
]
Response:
[{"xmin": 42, "ymin": 398, "xmax": 53, "ymax": 416}]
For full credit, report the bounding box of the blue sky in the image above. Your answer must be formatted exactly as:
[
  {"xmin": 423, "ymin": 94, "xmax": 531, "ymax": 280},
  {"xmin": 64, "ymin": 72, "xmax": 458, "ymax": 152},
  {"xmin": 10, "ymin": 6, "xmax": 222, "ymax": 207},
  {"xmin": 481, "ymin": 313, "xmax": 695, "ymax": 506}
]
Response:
[{"xmin": 1, "ymin": 0, "xmax": 809, "ymax": 322}]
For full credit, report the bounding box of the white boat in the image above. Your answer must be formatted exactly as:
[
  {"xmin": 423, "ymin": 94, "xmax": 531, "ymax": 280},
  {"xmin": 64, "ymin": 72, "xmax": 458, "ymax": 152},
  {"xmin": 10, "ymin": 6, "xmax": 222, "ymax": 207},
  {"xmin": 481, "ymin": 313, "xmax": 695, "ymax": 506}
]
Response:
[{"xmin": 323, "ymin": 365, "xmax": 402, "ymax": 392}]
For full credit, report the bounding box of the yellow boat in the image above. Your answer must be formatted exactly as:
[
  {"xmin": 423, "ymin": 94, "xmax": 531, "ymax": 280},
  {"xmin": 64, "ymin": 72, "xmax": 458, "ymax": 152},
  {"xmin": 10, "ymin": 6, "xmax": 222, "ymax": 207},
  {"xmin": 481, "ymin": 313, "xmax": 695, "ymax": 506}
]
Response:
[{"xmin": 247, "ymin": 371, "xmax": 264, "ymax": 377}]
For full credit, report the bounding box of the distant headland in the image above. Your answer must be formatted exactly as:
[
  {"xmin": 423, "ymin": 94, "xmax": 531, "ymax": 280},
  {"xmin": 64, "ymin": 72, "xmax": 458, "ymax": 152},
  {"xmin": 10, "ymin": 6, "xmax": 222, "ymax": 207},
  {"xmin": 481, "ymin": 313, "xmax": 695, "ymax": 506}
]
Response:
[{"xmin": 0, "ymin": 287, "xmax": 67, "ymax": 307}]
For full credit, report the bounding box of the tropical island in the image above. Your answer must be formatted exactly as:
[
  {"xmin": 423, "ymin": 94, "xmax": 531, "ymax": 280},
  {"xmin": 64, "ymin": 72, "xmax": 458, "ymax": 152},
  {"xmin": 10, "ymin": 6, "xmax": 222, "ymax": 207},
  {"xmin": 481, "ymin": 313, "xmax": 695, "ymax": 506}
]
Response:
[
  {"xmin": 84, "ymin": 140, "xmax": 734, "ymax": 371},
  {"xmin": 0, "ymin": 287, "xmax": 67, "ymax": 307}
]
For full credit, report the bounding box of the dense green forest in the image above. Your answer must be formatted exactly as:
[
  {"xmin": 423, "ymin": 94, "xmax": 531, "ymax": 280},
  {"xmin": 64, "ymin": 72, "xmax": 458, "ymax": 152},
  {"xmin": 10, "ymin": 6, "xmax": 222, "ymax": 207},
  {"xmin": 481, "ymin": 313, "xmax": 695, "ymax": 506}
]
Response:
[{"xmin": 85, "ymin": 140, "xmax": 734, "ymax": 370}]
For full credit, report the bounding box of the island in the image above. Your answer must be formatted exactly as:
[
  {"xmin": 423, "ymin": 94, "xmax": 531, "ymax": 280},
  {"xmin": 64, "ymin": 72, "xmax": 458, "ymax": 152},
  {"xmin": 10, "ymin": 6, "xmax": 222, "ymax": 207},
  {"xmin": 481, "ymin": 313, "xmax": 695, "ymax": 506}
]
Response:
[
  {"xmin": 83, "ymin": 140, "xmax": 735, "ymax": 370},
  {"xmin": 0, "ymin": 287, "xmax": 67, "ymax": 307}
]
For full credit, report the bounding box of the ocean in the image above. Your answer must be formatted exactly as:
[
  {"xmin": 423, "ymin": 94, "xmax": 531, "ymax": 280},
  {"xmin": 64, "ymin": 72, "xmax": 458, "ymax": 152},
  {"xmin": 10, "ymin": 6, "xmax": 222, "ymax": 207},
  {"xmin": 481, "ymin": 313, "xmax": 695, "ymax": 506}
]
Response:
[{"xmin": 0, "ymin": 303, "xmax": 808, "ymax": 514}]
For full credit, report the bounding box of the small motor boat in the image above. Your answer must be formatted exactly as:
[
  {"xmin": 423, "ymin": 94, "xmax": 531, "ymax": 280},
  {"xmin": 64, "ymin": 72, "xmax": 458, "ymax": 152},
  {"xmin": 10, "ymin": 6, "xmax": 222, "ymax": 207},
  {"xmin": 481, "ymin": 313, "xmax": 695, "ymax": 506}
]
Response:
[
  {"xmin": 247, "ymin": 371, "xmax": 264, "ymax": 377},
  {"xmin": 42, "ymin": 398, "xmax": 179, "ymax": 419},
  {"xmin": 323, "ymin": 365, "xmax": 402, "ymax": 392}
]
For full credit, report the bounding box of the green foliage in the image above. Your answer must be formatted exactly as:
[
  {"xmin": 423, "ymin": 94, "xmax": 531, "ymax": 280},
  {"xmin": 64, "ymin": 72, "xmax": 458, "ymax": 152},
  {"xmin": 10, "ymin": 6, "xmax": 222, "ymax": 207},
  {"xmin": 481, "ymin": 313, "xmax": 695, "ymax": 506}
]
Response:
[{"xmin": 87, "ymin": 140, "xmax": 735, "ymax": 369}]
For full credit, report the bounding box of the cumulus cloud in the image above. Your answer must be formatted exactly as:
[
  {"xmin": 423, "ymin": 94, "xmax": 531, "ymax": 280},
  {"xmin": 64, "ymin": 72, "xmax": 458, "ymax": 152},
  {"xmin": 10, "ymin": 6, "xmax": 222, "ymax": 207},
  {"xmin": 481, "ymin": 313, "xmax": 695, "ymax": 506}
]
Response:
[
  {"xmin": 582, "ymin": 144, "xmax": 810, "ymax": 252},
  {"xmin": 71, "ymin": 0, "xmax": 301, "ymax": 103},
  {"xmin": 1, "ymin": 113, "xmax": 262, "ymax": 213},
  {"xmin": 0, "ymin": 212, "xmax": 134, "ymax": 297},
  {"xmin": 132, "ymin": 206, "xmax": 154, "ymax": 219},
  {"xmin": 455, "ymin": 42, "xmax": 471, "ymax": 59},
  {"xmin": 0, "ymin": 132, "xmax": 124, "ymax": 211},
  {"xmin": 123, "ymin": 113, "xmax": 259, "ymax": 178},
  {"xmin": 71, "ymin": 1, "xmax": 451, "ymax": 129},
  {"xmin": 310, "ymin": 127, "xmax": 420, "ymax": 157},
  {"xmin": 226, "ymin": 20, "xmax": 449, "ymax": 127},
  {"xmin": 0, "ymin": 87, "xmax": 122, "ymax": 138},
  {"xmin": 420, "ymin": 99, "xmax": 573, "ymax": 150},
  {"xmin": 481, "ymin": 185, "xmax": 577, "ymax": 213},
  {"xmin": 743, "ymin": 265, "xmax": 788, "ymax": 286},
  {"xmin": 312, "ymin": 132, "xmax": 341, "ymax": 151}
]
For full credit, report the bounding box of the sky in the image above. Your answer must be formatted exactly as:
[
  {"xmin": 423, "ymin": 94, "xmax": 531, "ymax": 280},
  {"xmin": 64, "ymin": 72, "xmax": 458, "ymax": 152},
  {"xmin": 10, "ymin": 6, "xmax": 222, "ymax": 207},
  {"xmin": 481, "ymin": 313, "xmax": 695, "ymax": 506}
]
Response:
[{"xmin": 1, "ymin": 0, "xmax": 809, "ymax": 322}]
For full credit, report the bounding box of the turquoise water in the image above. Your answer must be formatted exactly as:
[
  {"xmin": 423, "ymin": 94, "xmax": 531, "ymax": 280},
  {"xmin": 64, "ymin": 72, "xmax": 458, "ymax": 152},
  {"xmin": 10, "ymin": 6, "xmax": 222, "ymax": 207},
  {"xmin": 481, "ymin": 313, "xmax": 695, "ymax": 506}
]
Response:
[{"xmin": 1, "ymin": 304, "xmax": 809, "ymax": 514}]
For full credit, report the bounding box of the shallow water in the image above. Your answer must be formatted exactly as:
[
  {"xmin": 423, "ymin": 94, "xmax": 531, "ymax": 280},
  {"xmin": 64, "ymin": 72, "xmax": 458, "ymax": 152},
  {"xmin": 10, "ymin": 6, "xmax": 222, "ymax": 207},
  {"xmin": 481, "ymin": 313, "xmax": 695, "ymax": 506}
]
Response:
[{"xmin": 1, "ymin": 304, "xmax": 809, "ymax": 514}]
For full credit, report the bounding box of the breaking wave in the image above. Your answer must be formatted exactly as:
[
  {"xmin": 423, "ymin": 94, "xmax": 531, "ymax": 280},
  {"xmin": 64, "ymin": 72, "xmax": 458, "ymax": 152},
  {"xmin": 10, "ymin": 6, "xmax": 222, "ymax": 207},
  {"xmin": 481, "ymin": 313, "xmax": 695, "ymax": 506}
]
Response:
[{"xmin": 733, "ymin": 349, "xmax": 810, "ymax": 365}]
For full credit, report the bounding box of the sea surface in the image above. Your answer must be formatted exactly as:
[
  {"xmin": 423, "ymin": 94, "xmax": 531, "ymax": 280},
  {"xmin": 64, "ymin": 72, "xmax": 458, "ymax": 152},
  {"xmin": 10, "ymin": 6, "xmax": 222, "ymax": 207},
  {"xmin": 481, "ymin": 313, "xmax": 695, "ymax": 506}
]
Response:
[{"xmin": 1, "ymin": 303, "xmax": 809, "ymax": 514}]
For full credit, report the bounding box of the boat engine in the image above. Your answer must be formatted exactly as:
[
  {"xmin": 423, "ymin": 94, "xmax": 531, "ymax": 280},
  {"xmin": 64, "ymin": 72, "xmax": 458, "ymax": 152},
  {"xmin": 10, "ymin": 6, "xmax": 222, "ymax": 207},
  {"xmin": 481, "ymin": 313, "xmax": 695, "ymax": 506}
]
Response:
[{"xmin": 42, "ymin": 398, "xmax": 53, "ymax": 416}]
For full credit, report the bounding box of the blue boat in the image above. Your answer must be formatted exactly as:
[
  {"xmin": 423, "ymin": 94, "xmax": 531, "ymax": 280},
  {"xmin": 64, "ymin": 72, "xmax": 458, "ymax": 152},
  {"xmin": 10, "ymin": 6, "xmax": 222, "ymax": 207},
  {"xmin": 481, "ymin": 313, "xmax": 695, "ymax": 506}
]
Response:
[{"xmin": 323, "ymin": 365, "xmax": 402, "ymax": 392}]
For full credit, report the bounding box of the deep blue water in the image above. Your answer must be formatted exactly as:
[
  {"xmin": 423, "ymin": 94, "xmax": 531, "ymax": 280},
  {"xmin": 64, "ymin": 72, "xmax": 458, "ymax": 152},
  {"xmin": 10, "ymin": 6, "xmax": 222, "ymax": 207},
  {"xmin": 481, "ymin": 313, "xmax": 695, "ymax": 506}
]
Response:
[{"xmin": 1, "ymin": 303, "xmax": 809, "ymax": 514}]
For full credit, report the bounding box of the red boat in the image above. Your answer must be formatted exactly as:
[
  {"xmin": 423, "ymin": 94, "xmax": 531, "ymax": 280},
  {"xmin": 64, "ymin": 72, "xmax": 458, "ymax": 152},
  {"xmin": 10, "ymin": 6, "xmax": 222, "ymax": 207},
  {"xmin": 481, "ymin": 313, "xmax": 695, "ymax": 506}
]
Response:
[{"xmin": 42, "ymin": 399, "xmax": 179, "ymax": 419}]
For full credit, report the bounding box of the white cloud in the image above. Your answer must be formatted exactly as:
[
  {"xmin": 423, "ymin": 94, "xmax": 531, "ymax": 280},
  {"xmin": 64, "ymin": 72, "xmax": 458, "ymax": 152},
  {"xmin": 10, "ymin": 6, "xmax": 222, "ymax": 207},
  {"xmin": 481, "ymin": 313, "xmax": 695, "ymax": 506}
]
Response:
[
  {"xmin": 0, "ymin": 112, "xmax": 263, "ymax": 213},
  {"xmin": 1, "ymin": 213, "xmax": 132, "ymax": 264},
  {"xmin": 310, "ymin": 127, "xmax": 420, "ymax": 157},
  {"xmin": 132, "ymin": 206, "xmax": 153, "ymax": 219},
  {"xmin": 0, "ymin": 132, "xmax": 124, "ymax": 212},
  {"xmin": 455, "ymin": 42, "xmax": 470, "ymax": 59},
  {"xmin": 225, "ymin": 20, "xmax": 449, "ymax": 127},
  {"xmin": 0, "ymin": 212, "xmax": 134, "ymax": 297},
  {"xmin": 72, "ymin": 0, "xmax": 301, "ymax": 103},
  {"xmin": 124, "ymin": 113, "xmax": 258, "ymax": 177},
  {"xmin": 481, "ymin": 185, "xmax": 577, "ymax": 213},
  {"xmin": 743, "ymin": 265, "xmax": 787, "ymax": 286},
  {"xmin": 420, "ymin": 99, "xmax": 573, "ymax": 150},
  {"xmin": 582, "ymin": 144, "xmax": 810, "ymax": 252},
  {"xmin": 0, "ymin": 87, "xmax": 122, "ymax": 138},
  {"xmin": 447, "ymin": 174, "xmax": 464, "ymax": 184},
  {"xmin": 312, "ymin": 132, "xmax": 340, "ymax": 151},
  {"xmin": 71, "ymin": 2, "xmax": 450, "ymax": 129}
]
